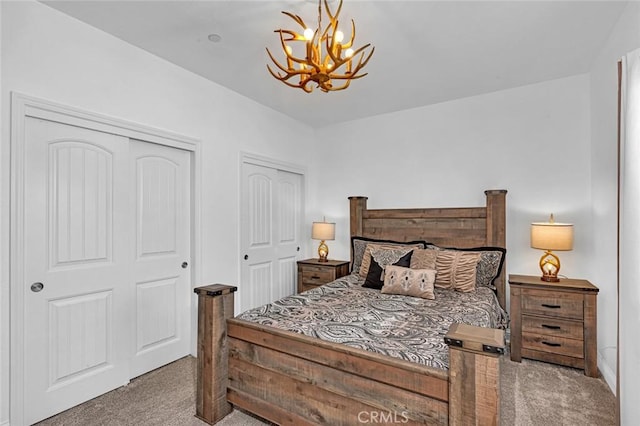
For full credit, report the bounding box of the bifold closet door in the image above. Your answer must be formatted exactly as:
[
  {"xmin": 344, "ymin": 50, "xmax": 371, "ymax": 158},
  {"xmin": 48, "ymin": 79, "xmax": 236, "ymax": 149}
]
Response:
[
  {"xmin": 21, "ymin": 119, "xmax": 192, "ymax": 424},
  {"xmin": 23, "ymin": 117, "xmax": 133, "ymax": 425},
  {"xmin": 240, "ymin": 163, "xmax": 303, "ymax": 313}
]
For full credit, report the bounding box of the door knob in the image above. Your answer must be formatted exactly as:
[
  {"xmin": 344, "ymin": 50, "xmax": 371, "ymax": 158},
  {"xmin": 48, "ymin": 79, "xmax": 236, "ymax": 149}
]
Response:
[
  {"xmin": 31, "ymin": 282, "xmax": 44, "ymax": 292},
  {"xmin": 244, "ymin": 254, "xmax": 249, "ymax": 260},
  {"xmin": 181, "ymin": 262, "xmax": 188, "ymax": 269}
]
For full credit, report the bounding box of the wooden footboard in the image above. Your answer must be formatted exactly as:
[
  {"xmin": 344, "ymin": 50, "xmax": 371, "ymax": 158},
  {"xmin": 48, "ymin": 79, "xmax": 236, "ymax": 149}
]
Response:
[
  {"xmin": 227, "ymin": 319, "xmax": 449, "ymax": 425},
  {"xmin": 195, "ymin": 285, "xmax": 504, "ymax": 426}
]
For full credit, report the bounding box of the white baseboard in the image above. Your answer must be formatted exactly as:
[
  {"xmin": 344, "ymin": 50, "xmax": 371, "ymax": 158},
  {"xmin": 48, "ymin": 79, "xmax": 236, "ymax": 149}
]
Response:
[{"xmin": 598, "ymin": 351, "xmax": 617, "ymax": 395}]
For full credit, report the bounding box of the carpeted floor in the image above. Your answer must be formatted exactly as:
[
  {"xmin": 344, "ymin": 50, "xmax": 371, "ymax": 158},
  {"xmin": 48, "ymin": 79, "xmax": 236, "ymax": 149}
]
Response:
[
  {"xmin": 37, "ymin": 354, "xmax": 615, "ymax": 425},
  {"xmin": 499, "ymin": 356, "xmax": 616, "ymax": 426}
]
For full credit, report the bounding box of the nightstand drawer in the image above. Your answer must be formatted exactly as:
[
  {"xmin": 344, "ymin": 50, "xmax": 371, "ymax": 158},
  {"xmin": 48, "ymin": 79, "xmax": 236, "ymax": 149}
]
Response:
[
  {"xmin": 297, "ymin": 259, "xmax": 350, "ymax": 294},
  {"xmin": 302, "ymin": 267, "xmax": 335, "ymax": 285},
  {"xmin": 522, "ymin": 333, "xmax": 584, "ymax": 358},
  {"xmin": 522, "ymin": 315, "xmax": 583, "ymax": 340},
  {"xmin": 521, "ymin": 289, "xmax": 583, "ymax": 320}
]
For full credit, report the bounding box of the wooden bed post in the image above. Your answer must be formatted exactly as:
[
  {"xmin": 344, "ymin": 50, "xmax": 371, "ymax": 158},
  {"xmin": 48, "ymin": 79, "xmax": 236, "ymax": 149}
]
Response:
[
  {"xmin": 349, "ymin": 196, "xmax": 368, "ymax": 268},
  {"xmin": 445, "ymin": 323, "xmax": 505, "ymax": 426},
  {"xmin": 194, "ymin": 284, "xmax": 237, "ymax": 425},
  {"xmin": 349, "ymin": 196, "xmax": 368, "ymax": 238},
  {"xmin": 484, "ymin": 189, "xmax": 507, "ymax": 247},
  {"xmin": 485, "ymin": 189, "xmax": 507, "ymax": 308}
]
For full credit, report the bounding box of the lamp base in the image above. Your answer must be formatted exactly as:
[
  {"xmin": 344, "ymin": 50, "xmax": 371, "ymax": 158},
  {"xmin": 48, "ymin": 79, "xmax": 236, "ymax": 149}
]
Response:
[
  {"xmin": 317, "ymin": 240, "xmax": 329, "ymax": 262},
  {"xmin": 540, "ymin": 274, "xmax": 560, "ymax": 282},
  {"xmin": 539, "ymin": 250, "xmax": 561, "ymax": 282}
]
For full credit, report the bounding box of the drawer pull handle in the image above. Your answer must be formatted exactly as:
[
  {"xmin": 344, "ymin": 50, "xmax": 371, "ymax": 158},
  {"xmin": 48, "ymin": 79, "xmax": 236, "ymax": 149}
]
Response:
[
  {"xmin": 541, "ymin": 303, "xmax": 561, "ymax": 309},
  {"xmin": 311, "ymin": 276, "xmax": 320, "ymax": 280},
  {"xmin": 541, "ymin": 324, "xmax": 561, "ymax": 330},
  {"xmin": 541, "ymin": 341, "xmax": 562, "ymax": 347}
]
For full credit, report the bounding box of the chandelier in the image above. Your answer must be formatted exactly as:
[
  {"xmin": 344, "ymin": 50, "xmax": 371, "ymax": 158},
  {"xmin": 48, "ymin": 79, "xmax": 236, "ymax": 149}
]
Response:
[{"xmin": 266, "ymin": 0, "xmax": 374, "ymax": 93}]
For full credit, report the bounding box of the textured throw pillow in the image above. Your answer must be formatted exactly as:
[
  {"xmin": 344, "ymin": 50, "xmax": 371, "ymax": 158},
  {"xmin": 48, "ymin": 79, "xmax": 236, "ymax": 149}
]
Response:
[
  {"xmin": 434, "ymin": 250, "xmax": 481, "ymax": 292},
  {"xmin": 475, "ymin": 249, "xmax": 506, "ymax": 289},
  {"xmin": 363, "ymin": 249, "xmax": 413, "ymax": 289},
  {"xmin": 426, "ymin": 244, "xmax": 506, "ymax": 290},
  {"xmin": 350, "ymin": 237, "xmax": 426, "ymax": 274},
  {"xmin": 359, "ymin": 243, "xmax": 424, "ymax": 279},
  {"xmin": 381, "ymin": 265, "xmax": 436, "ymax": 300},
  {"xmin": 410, "ymin": 249, "xmax": 437, "ymax": 270}
]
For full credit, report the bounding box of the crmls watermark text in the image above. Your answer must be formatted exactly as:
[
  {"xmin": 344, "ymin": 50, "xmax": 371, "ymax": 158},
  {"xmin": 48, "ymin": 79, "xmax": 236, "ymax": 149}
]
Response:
[{"xmin": 357, "ymin": 411, "xmax": 409, "ymax": 423}]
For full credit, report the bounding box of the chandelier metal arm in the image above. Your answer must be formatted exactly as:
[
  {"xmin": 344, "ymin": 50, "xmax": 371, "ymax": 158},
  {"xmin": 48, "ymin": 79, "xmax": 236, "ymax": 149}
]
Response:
[
  {"xmin": 327, "ymin": 43, "xmax": 373, "ymax": 77},
  {"xmin": 266, "ymin": 46, "xmax": 295, "ymax": 74},
  {"xmin": 281, "ymin": 75, "xmax": 315, "ymax": 93},
  {"xmin": 266, "ymin": 63, "xmax": 315, "ymax": 93},
  {"xmin": 277, "ymin": 29, "xmax": 305, "ymax": 42},
  {"xmin": 342, "ymin": 20, "xmax": 356, "ymax": 49},
  {"xmin": 281, "ymin": 11, "xmax": 308, "ymax": 33},
  {"xmin": 266, "ymin": 52, "xmax": 314, "ymax": 79},
  {"xmin": 324, "ymin": 0, "xmax": 342, "ymax": 23},
  {"xmin": 272, "ymin": 30, "xmax": 323, "ymax": 74}
]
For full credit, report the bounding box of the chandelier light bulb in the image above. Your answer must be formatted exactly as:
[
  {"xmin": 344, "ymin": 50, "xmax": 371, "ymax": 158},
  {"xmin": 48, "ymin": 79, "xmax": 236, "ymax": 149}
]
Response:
[
  {"xmin": 304, "ymin": 28, "xmax": 314, "ymax": 41},
  {"xmin": 345, "ymin": 48, "xmax": 354, "ymax": 58},
  {"xmin": 334, "ymin": 30, "xmax": 344, "ymax": 43}
]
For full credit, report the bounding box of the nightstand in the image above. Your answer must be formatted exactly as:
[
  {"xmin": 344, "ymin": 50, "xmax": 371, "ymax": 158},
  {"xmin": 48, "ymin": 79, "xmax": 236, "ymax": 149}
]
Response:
[
  {"xmin": 509, "ymin": 274, "xmax": 599, "ymax": 377},
  {"xmin": 297, "ymin": 259, "xmax": 350, "ymax": 293}
]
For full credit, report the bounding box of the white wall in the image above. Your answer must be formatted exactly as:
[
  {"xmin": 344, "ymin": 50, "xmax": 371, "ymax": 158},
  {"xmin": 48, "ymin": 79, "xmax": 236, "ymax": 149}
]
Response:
[
  {"xmin": 0, "ymin": 3, "xmax": 5, "ymax": 425},
  {"xmin": 0, "ymin": 1, "xmax": 313, "ymax": 424},
  {"xmin": 590, "ymin": 0, "xmax": 640, "ymax": 420},
  {"xmin": 311, "ymin": 74, "xmax": 592, "ymax": 288}
]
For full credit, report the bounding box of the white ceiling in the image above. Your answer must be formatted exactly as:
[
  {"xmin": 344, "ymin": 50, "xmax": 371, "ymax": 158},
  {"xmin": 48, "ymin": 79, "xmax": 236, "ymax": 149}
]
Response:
[{"xmin": 42, "ymin": 1, "xmax": 627, "ymax": 128}]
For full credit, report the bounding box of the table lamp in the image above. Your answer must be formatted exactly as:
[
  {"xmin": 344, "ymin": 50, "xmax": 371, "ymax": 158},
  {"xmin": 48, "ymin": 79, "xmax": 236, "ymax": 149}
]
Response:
[
  {"xmin": 530, "ymin": 214, "xmax": 574, "ymax": 282},
  {"xmin": 312, "ymin": 220, "xmax": 335, "ymax": 262}
]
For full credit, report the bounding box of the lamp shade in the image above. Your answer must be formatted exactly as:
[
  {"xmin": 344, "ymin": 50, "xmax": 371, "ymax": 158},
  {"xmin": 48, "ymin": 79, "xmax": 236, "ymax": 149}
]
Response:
[
  {"xmin": 312, "ymin": 222, "xmax": 335, "ymax": 241},
  {"xmin": 531, "ymin": 221, "xmax": 574, "ymax": 251}
]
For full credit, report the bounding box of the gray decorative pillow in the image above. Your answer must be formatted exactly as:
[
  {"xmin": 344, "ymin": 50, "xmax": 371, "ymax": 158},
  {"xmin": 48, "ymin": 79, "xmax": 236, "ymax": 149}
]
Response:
[
  {"xmin": 476, "ymin": 250, "xmax": 506, "ymax": 289},
  {"xmin": 360, "ymin": 243, "xmax": 425, "ymax": 278},
  {"xmin": 350, "ymin": 237, "xmax": 426, "ymax": 274}
]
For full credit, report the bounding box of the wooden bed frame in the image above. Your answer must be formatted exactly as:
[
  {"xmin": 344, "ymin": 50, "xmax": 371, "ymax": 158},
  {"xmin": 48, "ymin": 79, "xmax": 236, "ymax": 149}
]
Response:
[{"xmin": 195, "ymin": 189, "xmax": 507, "ymax": 425}]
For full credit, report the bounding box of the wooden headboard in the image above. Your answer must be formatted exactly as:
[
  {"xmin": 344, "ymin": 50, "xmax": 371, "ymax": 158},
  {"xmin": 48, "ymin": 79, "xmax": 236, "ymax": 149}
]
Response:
[{"xmin": 349, "ymin": 189, "xmax": 507, "ymax": 309}]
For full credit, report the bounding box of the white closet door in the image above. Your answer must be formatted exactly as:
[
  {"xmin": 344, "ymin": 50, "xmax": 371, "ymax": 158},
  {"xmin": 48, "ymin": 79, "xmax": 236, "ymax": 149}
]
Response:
[
  {"xmin": 23, "ymin": 118, "xmax": 132, "ymax": 425},
  {"xmin": 274, "ymin": 170, "xmax": 303, "ymax": 300},
  {"xmin": 240, "ymin": 163, "xmax": 303, "ymax": 313},
  {"xmin": 21, "ymin": 120, "xmax": 193, "ymax": 424},
  {"xmin": 129, "ymin": 140, "xmax": 191, "ymax": 378}
]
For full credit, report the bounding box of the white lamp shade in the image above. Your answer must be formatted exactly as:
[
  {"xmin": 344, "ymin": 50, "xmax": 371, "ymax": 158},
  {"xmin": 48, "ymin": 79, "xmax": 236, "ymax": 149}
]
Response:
[
  {"xmin": 531, "ymin": 222, "xmax": 574, "ymax": 251},
  {"xmin": 312, "ymin": 222, "xmax": 335, "ymax": 240}
]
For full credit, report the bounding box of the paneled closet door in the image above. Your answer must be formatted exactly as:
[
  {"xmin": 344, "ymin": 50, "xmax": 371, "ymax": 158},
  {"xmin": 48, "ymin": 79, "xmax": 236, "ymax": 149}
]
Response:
[
  {"xmin": 21, "ymin": 120, "xmax": 192, "ymax": 424},
  {"xmin": 23, "ymin": 118, "xmax": 132, "ymax": 425},
  {"xmin": 129, "ymin": 140, "xmax": 191, "ymax": 378},
  {"xmin": 240, "ymin": 162, "xmax": 303, "ymax": 314}
]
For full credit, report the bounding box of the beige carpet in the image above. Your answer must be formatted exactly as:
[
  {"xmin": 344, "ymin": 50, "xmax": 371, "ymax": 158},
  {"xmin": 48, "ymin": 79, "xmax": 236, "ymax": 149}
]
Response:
[
  {"xmin": 500, "ymin": 356, "xmax": 616, "ymax": 426},
  {"xmin": 37, "ymin": 355, "xmax": 615, "ymax": 425}
]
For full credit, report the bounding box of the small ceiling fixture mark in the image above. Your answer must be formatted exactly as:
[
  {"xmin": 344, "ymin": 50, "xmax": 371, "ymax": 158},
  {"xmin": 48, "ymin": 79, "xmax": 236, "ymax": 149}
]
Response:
[{"xmin": 207, "ymin": 33, "xmax": 222, "ymax": 43}]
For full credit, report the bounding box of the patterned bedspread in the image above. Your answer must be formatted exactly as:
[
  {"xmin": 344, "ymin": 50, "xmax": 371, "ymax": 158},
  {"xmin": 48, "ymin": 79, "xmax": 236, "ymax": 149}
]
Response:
[{"xmin": 237, "ymin": 274, "xmax": 508, "ymax": 370}]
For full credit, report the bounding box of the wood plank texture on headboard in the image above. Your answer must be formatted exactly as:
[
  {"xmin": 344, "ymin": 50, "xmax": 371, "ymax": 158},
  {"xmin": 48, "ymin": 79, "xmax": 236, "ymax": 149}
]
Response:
[{"xmin": 349, "ymin": 190, "xmax": 508, "ymax": 308}]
